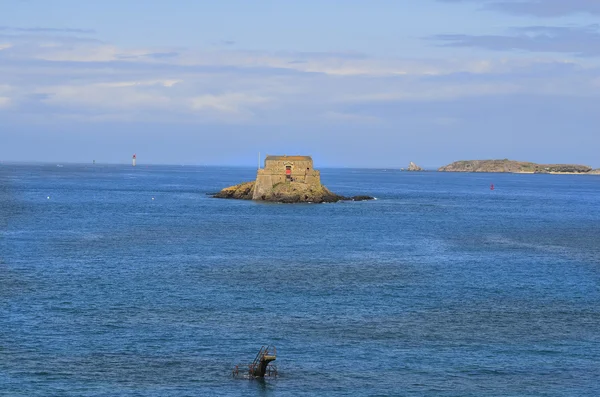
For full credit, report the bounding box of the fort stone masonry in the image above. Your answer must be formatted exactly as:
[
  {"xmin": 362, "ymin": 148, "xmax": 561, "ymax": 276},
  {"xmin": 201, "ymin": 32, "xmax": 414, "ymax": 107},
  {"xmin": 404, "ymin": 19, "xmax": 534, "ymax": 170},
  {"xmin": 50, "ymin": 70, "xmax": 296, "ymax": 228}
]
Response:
[
  {"xmin": 213, "ymin": 154, "xmax": 373, "ymax": 203},
  {"xmin": 252, "ymin": 155, "xmax": 321, "ymax": 200}
]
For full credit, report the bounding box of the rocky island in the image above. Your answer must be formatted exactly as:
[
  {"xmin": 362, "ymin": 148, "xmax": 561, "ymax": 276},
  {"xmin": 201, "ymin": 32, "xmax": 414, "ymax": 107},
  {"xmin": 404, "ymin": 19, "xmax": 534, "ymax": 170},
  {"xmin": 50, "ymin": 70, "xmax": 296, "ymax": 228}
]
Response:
[
  {"xmin": 214, "ymin": 155, "xmax": 374, "ymax": 203},
  {"xmin": 438, "ymin": 159, "xmax": 595, "ymax": 174},
  {"xmin": 407, "ymin": 162, "xmax": 423, "ymax": 171}
]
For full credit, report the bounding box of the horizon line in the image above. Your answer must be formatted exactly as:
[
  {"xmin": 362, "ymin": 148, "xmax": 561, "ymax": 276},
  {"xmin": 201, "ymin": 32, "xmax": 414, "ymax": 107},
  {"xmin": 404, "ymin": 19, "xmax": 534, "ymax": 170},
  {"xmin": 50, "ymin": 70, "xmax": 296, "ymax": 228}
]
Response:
[{"xmin": 0, "ymin": 160, "xmax": 442, "ymax": 170}]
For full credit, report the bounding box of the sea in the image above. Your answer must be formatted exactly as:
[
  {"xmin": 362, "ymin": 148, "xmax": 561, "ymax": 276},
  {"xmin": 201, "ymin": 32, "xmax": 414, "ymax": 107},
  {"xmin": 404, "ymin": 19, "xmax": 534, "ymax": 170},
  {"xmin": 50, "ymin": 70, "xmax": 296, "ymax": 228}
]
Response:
[{"xmin": 1, "ymin": 164, "xmax": 599, "ymax": 396}]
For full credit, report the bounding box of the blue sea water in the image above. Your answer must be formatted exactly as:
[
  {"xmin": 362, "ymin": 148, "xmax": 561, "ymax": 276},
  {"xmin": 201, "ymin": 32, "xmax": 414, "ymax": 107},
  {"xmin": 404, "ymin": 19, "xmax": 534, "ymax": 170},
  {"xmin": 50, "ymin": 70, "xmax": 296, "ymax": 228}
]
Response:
[{"xmin": 1, "ymin": 164, "xmax": 599, "ymax": 396}]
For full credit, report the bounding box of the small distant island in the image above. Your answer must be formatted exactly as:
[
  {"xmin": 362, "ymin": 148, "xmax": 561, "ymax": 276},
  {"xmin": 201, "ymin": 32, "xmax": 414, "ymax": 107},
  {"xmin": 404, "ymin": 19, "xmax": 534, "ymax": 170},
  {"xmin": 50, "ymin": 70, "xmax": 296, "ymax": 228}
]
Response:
[
  {"xmin": 407, "ymin": 162, "xmax": 423, "ymax": 171},
  {"xmin": 214, "ymin": 155, "xmax": 374, "ymax": 203},
  {"xmin": 438, "ymin": 159, "xmax": 599, "ymax": 174}
]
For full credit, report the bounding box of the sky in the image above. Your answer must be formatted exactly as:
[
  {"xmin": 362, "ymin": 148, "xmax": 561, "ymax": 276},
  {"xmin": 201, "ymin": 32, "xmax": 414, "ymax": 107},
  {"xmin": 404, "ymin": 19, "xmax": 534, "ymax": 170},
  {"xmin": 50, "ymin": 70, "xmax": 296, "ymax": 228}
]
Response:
[{"xmin": 1, "ymin": 0, "xmax": 600, "ymax": 167}]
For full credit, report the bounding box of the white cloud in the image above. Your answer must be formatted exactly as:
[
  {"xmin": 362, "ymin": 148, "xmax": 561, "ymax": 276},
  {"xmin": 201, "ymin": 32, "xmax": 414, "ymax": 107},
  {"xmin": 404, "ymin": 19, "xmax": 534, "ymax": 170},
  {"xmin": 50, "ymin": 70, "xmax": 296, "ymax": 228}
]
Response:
[
  {"xmin": 17, "ymin": 33, "xmax": 591, "ymax": 78},
  {"xmin": 0, "ymin": 85, "xmax": 12, "ymax": 108},
  {"xmin": 190, "ymin": 93, "xmax": 270, "ymax": 114},
  {"xmin": 340, "ymin": 83, "xmax": 522, "ymax": 103},
  {"xmin": 2, "ymin": 30, "xmax": 600, "ymax": 124},
  {"xmin": 323, "ymin": 111, "xmax": 383, "ymax": 124},
  {"xmin": 32, "ymin": 44, "xmax": 123, "ymax": 62},
  {"xmin": 40, "ymin": 83, "xmax": 172, "ymax": 109},
  {"xmin": 96, "ymin": 80, "xmax": 182, "ymax": 88}
]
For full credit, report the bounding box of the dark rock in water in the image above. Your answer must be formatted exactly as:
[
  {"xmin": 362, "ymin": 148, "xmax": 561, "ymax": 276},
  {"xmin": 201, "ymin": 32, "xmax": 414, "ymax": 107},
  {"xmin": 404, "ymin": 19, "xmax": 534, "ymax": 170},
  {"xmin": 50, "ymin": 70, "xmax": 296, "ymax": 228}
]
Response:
[
  {"xmin": 212, "ymin": 181, "xmax": 255, "ymax": 200},
  {"xmin": 213, "ymin": 181, "xmax": 374, "ymax": 204},
  {"xmin": 348, "ymin": 195, "xmax": 375, "ymax": 201}
]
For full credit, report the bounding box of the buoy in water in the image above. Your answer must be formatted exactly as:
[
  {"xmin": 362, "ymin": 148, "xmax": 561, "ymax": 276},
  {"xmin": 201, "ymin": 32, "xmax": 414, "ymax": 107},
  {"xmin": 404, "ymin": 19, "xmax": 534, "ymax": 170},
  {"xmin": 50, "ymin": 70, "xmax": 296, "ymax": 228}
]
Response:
[{"xmin": 490, "ymin": 184, "xmax": 495, "ymax": 191}]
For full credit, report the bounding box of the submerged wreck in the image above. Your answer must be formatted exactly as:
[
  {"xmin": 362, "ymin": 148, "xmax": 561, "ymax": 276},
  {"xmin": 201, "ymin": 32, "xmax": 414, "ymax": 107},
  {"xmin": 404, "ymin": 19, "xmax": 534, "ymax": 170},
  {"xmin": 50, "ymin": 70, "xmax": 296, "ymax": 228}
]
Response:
[
  {"xmin": 214, "ymin": 155, "xmax": 374, "ymax": 204},
  {"xmin": 232, "ymin": 346, "xmax": 278, "ymax": 379}
]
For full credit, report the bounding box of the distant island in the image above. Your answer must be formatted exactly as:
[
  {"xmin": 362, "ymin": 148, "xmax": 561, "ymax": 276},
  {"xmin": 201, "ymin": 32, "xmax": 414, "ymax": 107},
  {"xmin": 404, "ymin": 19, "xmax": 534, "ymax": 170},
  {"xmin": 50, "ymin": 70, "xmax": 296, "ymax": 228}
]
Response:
[
  {"xmin": 438, "ymin": 159, "xmax": 600, "ymax": 174},
  {"xmin": 214, "ymin": 155, "xmax": 374, "ymax": 203},
  {"xmin": 407, "ymin": 162, "xmax": 423, "ymax": 171}
]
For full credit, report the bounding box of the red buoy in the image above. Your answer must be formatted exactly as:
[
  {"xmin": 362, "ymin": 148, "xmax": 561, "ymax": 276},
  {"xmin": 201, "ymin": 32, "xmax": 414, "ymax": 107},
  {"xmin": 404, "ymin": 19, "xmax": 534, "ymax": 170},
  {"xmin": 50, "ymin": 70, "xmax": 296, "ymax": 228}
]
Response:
[{"xmin": 490, "ymin": 184, "xmax": 495, "ymax": 191}]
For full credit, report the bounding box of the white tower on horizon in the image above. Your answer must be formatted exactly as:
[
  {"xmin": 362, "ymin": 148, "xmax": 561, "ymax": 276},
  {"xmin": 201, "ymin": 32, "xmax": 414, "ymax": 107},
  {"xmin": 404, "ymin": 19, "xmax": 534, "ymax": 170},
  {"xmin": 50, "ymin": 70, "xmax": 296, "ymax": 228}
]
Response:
[{"xmin": 132, "ymin": 154, "xmax": 137, "ymax": 167}]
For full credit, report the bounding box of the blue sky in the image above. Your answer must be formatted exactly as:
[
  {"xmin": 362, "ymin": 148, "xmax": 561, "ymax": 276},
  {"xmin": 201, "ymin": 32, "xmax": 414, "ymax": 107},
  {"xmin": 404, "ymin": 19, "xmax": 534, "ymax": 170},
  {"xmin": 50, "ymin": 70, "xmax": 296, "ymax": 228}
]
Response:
[{"xmin": 1, "ymin": 0, "xmax": 599, "ymax": 167}]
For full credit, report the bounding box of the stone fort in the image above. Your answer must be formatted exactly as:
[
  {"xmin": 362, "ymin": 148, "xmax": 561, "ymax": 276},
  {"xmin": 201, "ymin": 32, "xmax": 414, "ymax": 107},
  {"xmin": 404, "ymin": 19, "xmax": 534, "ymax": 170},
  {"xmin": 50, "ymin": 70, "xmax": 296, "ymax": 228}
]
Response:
[{"xmin": 252, "ymin": 155, "xmax": 321, "ymax": 200}]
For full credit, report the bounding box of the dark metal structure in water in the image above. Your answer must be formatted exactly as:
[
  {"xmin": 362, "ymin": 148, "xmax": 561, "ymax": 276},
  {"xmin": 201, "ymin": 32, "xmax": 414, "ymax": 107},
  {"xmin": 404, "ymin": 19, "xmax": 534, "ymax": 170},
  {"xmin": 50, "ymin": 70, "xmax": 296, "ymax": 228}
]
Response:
[{"xmin": 232, "ymin": 346, "xmax": 278, "ymax": 378}]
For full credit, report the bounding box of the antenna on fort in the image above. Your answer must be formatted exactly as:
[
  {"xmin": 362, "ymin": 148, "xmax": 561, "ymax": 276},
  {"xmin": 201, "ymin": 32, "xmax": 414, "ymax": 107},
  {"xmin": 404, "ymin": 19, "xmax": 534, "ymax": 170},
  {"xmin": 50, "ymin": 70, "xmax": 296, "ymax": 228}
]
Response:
[{"xmin": 258, "ymin": 152, "xmax": 261, "ymax": 170}]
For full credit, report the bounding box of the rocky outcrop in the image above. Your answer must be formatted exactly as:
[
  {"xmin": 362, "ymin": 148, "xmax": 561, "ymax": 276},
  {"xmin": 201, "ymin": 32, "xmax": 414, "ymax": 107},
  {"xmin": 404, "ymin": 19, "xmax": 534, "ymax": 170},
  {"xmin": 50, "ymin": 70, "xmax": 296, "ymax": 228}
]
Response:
[
  {"xmin": 407, "ymin": 162, "xmax": 423, "ymax": 171},
  {"xmin": 535, "ymin": 164, "xmax": 593, "ymax": 173},
  {"xmin": 439, "ymin": 159, "xmax": 535, "ymax": 173},
  {"xmin": 214, "ymin": 181, "xmax": 373, "ymax": 203},
  {"xmin": 213, "ymin": 181, "xmax": 255, "ymax": 200},
  {"xmin": 590, "ymin": 169, "xmax": 600, "ymax": 175},
  {"xmin": 438, "ymin": 159, "xmax": 593, "ymax": 174}
]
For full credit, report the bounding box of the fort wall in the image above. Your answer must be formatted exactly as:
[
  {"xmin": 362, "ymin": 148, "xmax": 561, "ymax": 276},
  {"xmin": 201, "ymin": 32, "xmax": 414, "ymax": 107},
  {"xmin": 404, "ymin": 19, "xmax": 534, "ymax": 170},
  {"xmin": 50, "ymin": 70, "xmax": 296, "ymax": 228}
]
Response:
[{"xmin": 252, "ymin": 155, "xmax": 322, "ymax": 200}]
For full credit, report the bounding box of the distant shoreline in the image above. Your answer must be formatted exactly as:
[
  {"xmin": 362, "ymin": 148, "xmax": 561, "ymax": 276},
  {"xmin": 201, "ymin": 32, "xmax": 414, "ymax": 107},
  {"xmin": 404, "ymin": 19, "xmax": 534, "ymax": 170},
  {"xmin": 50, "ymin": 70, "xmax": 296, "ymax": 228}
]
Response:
[
  {"xmin": 438, "ymin": 159, "xmax": 600, "ymax": 175},
  {"xmin": 1, "ymin": 161, "xmax": 599, "ymax": 173}
]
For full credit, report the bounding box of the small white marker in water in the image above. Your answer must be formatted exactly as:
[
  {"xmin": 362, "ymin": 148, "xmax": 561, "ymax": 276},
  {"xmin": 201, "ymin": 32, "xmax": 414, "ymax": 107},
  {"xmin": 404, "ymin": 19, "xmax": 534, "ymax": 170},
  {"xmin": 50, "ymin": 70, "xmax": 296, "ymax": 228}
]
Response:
[
  {"xmin": 152, "ymin": 197, "xmax": 155, "ymax": 200},
  {"xmin": 47, "ymin": 196, "xmax": 50, "ymax": 200}
]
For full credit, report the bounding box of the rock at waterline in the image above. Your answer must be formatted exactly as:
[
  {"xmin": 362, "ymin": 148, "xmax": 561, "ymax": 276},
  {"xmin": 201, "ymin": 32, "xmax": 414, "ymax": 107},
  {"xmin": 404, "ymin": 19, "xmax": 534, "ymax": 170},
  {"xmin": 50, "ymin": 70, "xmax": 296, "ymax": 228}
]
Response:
[{"xmin": 213, "ymin": 180, "xmax": 373, "ymax": 203}]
